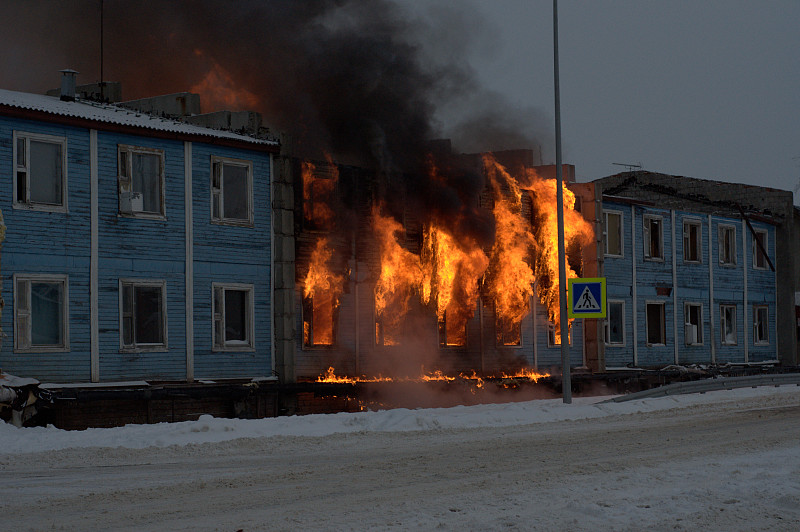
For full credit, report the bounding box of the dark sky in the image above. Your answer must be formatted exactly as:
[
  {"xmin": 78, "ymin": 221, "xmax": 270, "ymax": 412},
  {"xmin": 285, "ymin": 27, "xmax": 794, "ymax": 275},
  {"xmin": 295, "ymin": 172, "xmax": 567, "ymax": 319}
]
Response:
[{"xmin": 2, "ymin": 0, "xmax": 798, "ymax": 200}]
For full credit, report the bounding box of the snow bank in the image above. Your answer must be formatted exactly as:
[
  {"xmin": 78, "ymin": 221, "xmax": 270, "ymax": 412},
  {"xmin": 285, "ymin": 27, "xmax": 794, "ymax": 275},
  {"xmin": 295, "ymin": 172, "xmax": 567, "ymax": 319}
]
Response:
[{"xmin": 1, "ymin": 386, "xmax": 796, "ymax": 455}]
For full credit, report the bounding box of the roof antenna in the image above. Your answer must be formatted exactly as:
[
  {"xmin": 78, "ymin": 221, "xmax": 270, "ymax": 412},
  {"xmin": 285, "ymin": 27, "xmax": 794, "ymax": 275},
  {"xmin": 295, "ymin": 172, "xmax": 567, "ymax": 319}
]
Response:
[
  {"xmin": 99, "ymin": 0, "xmax": 105, "ymax": 102},
  {"xmin": 612, "ymin": 162, "xmax": 642, "ymax": 173}
]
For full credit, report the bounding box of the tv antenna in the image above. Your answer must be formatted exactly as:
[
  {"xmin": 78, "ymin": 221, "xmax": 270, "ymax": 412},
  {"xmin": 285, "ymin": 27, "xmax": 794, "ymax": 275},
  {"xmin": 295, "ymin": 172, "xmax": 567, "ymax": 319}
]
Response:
[{"xmin": 612, "ymin": 162, "xmax": 642, "ymax": 172}]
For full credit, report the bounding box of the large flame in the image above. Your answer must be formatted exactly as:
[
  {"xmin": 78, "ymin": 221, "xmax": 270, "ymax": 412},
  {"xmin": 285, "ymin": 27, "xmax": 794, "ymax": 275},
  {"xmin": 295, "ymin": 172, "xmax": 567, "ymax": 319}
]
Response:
[
  {"xmin": 421, "ymin": 224, "xmax": 489, "ymax": 347},
  {"xmin": 483, "ymin": 155, "xmax": 536, "ymax": 345},
  {"xmin": 519, "ymin": 166, "xmax": 593, "ymax": 335},
  {"xmin": 372, "ymin": 205, "xmax": 424, "ymax": 345},
  {"xmin": 303, "ymin": 237, "xmax": 344, "ymax": 346},
  {"xmin": 302, "ymin": 160, "xmax": 339, "ymax": 230}
]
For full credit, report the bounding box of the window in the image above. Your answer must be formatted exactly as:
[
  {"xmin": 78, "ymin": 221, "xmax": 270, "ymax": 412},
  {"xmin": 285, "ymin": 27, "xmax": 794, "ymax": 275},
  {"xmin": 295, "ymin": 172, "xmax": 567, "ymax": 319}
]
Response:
[
  {"xmin": 213, "ymin": 284, "xmax": 254, "ymax": 350},
  {"xmin": 438, "ymin": 310, "xmax": 467, "ymax": 348},
  {"xmin": 603, "ymin": 211, "xmax": 623, "ymax": 257},
  {"xmin": 118, "ymin": 145, "xmax": 165, "ymax": 217},
  {"xmin": 753, "ymin": 228, "xmax": 768, "ymax": 270},
  {"xmin": 14, "ymin": 274, "xmax": 69, "ymax": 352},
  {"xmin": 718, "ymin": 225, "xmax": 737, "ymax": 266},
  {"xmin": 13, "ymin": 131, "xmax": 67, "ymax": 210},
  {"xmin": 496, "ymin": 307, "xmax": 522, "ymax": 347},
  {"xmin": 753, "ymin": 306, "xmax": 769, "ymax": 345},
  {"xmin": 643, "ymin": 215, "xmax": 663, "ymax": 260},
  {"xmin": 120, "ymin": 280, "xmax": 167, "ymax": 350},
  {"xmin": 684, "ymin": 302, "xmax": 703, "ymax": 345},
  {"xmin": 547, "ymin": 321, "xmax": 573, "ymax": 347},
  {"xmin": 211, "ymin": 156, "xmax": 253, "ymax": 225},
  {"xmin": 720, "ymin": 304, "xmax": 737, "ymax": 345},
  {"xmin": 302, "ymin": 161, "xmax": 338, "ymax": 231},
  {"xmin": 645, "ymin": 302, "xmax": 666, "ymax": 345},
  {"xmin": 303, "ymin": 293, "xmax": 338, "ymax": 347},
  {"xmin": 683, "ymin": 219, "xmax": 701, "ymax": 263},
  {"xmin": 604, "ymin": 300, "xmax": 625, "ymax": 346}
]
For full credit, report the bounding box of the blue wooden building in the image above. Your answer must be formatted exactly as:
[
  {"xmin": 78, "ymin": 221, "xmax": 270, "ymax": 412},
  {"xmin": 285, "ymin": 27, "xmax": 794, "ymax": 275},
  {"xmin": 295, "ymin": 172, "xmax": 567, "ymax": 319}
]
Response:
[
  {"xmin": 593, "ymin": 172, "xmax": 789, "ymax": 369},
  {"xmin": 0, "ymin": 86, "xmax": 279, "ymax": 383}
]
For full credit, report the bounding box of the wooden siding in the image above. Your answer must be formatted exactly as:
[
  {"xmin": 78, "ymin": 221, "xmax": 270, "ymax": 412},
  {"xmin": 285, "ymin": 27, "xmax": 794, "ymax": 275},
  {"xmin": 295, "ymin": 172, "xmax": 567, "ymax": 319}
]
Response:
[
  {"xmin": 602, "ymin": 200, "xmax": 777, "ymax": 368},
  {"xmin": 1, "ymin": 115, "xmax": 273, "ymax": 383}
]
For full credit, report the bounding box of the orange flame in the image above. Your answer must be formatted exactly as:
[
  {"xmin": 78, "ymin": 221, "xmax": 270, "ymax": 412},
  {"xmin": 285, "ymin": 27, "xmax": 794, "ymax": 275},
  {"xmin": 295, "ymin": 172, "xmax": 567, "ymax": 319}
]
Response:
[
  {"xmin": 421, "ymin": 224, "xmax": 489, "ymax": 346},
  {"xmin": 302, "ymin": 160, "xmax": 339, "ymax": 230},
  {"xmin": 303, "ymin": 238, "xmax": 344, "ymax": 346},
  {"xmin": 372, "ymin": 205, "xmax": 425, "ymax": 345},
  {"xmin": 190, "ymin": 55, "xmax": 259, "ymax": 112},
  {"xmin": 483, "ymin": 155, "xmax": 536, "ymax": 345}
]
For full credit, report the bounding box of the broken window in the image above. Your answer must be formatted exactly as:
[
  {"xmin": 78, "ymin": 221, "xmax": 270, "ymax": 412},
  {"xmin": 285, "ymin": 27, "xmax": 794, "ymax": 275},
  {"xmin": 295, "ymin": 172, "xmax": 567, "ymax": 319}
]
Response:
[
  {"xmin": 753, "ymin": 305, "xmax": 769, "ymax": 345},
  {"xmin": 302, "ymin": 161, "xmax": 338, "ymax": 231},
  {"xmin": 684, "ymin": 302, "xmax": 703, "ymax": 345},
  {"xmin": 13, "ymin": 131, "xmax": 67, "ymax": 210},
  {"xmin": 213, "ymin": 284, "xmax": 254, "ymax": 350},
  {"xmin": 547, "ymin": 321, "xmax": 573, "ymax": 347},
  {"xmin": 603, "ymin": 211, "xmax": 623, "ymax": 257},
  {"xmin": 645, "ymin": 302, "xmax": 666, "ymax": 345},
  {"xmin": 118, "ymin": 145, "xmax": 165, "ymax": 217},
  {"xmin": 14, "ymin": 274, "xmax": 68, "ymax": 352},
  {"xmin": 121, "ymin": 280, "xmax": 167, "ymax": 350},
  {"xmin": 303, "ymin": 293, "xmax": 338, "ymax": 347},
  {"xmin": 643, "ymin": 215, "xmax": 663, "ymax": 260},
  {"xmin": 718, "ymin": 224, "xmax": 737, "ymax": 266},
  {"xmin": 438, "ymin": 311, "xmax": 467, "ymax": 348},
  {"xmin": 683, "ymin": 219, "xmax": 702, "ymax": 263},
  {"xmin": 496, "ymin": 307, "xmax": 522, "ymax": 347},
  {"xmin": 752, "ymin": 228, "xmax": 768, "ymax": 270},
  {"xmin": 211, "ymin": 156, "xmax": 253, "ymax": 225},
  {"xmin": 604, "ymin": 300, "xmax": 624, "ymax": 346},
  {"xmin": 720, "ymin": 304, "xmax": 737, "ymax": 345}
]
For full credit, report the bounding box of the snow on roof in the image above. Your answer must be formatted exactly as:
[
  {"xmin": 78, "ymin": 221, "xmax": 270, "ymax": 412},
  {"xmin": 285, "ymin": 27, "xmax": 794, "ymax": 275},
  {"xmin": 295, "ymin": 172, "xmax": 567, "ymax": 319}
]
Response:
[{"xmin": 0, "ymin": 88, "xmax": 278, "ymax": 148}]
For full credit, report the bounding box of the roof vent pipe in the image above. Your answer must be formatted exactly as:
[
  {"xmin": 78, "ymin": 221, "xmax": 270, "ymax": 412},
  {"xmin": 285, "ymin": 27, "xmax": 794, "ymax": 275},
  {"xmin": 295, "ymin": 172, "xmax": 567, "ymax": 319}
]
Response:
[{"xmin": 59, "ymin": 69, "xmax": 78, "ymax": 101}]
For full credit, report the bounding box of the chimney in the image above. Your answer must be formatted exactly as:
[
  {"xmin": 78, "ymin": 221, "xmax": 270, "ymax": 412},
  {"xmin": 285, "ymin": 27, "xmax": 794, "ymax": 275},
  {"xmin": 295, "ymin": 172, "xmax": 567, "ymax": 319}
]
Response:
[{"xmin": 59, "ymin": 69, "xmax": 79, "ymax": 101}]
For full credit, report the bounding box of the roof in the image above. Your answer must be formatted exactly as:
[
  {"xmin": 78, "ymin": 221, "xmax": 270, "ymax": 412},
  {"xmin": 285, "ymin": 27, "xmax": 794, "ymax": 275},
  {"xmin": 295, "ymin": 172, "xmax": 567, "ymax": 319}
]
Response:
[{"xmin": 0, "ymin": 88, "xmax": 279, "ymax": 151}]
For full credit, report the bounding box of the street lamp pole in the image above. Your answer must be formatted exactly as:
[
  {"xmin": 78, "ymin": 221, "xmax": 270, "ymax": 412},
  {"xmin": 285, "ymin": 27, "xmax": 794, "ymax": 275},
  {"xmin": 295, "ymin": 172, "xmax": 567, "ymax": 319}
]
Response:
[{"xmin": 553, "ymin": 0, "xmax": 572, "ymax": 403}]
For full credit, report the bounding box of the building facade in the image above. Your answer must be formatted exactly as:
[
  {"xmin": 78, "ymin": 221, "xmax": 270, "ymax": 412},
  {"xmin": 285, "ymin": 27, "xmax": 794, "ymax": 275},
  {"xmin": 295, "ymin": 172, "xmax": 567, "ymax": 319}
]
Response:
[{"xmin": 0, "ymin": 87, "xmax": 278, "ymax": 383}]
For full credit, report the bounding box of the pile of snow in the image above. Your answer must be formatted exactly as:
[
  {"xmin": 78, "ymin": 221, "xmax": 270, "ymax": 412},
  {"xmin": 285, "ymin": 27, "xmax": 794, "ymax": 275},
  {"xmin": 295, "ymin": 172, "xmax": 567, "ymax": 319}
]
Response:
[{"xmin": 0, "ymin": 386, "xmax": 796, "ymax": 455}]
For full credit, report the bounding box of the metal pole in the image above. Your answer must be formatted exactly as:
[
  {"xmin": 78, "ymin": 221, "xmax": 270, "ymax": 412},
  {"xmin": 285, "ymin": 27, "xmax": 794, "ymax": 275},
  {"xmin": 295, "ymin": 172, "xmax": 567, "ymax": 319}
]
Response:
[{"xmin": 553, "ymin": 0, "xmax": 572, "ymax": 403}]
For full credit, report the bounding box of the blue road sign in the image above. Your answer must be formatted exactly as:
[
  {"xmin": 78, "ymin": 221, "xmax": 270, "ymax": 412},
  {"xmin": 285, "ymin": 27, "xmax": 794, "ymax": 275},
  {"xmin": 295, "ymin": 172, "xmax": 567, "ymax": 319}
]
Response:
[{"xmin": 567, "ymin": 278, "xmax": 606, "ymax": 318}]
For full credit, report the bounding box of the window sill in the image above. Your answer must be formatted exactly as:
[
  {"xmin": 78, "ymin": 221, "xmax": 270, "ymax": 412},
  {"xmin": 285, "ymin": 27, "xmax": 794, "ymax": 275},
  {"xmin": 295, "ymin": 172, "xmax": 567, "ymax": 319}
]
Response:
[
  {"xmin": 118, "ymin": 212, "xmax": 167, "ymax": 222},
  {"xmin": 719, "ymin": 263, "xmax": 737, "ymax": 268},
  {"xmin": 13, "ymin": 202, "xmax": 67, "ymax": 214},
  {"xmin": 211, "ymin": 219, "xmax": 254, "ymax": 228},
  {"xmin": 15, "ymin": 346, "xmax": 70, "ymax": 353},
  {"xmin": 212, "ymin": 346, "xmax": 256, "ymax": 353},
  {"xmin": 604, "ymin": 253, "xmax": 624, "ymax": 259},
  {"xmin": 683, "ymin": 260, "xmax": 702, "ymax": 265},
  {"xmin": 604, "ymin": 343, "xmax": 625, "ymax": 348},
  {"xmin": 120, "ymin": 346, "xmax": 168, "ymax": 353},
  {"xmin": 644, "ymin": 257, "xmax": 665, "ymax": 262}
]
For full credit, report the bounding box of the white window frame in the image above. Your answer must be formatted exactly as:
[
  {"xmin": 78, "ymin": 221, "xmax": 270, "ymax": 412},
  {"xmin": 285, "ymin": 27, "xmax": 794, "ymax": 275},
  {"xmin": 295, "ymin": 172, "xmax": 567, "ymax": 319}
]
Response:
[
  {"xmin": 117, "ymin": 144, "xmax": 166, "ymax": 219},
  {"xmin": 645, "ymin": 301, "xmax": 666, "ymax": 346},
  {"xmin": 684, "ymin": 302, "xmax": 703, "ymax": 346},
  {"xmin": 547, "ymin": 321, "xmax": 573, "ymax": 347},
  {"xmin": 643, "ymin": 215, "xmax": 664, "ymax": 261},
  {"xmin": 603, "ymin": 210, "xmax": 623, "ymax": 257},
  {"xmin": 212, "ymin": 283, "xmax": 255, "ymax": 351},
  {"xmin": 720, "ymin": 304, "xmax": 738, "ymax": 346},
  {"xmin": 210, "ymin": 156, "xmax": 254, "ymax": 227},
  {"xmin": 753, "ymin": 305, "xmax": 769, "ymax": 345},
  {"xmin": 682, "ymin": 218, "xmax": 702, "ymax": 264},
  {"xmin": 604, "ymin": 300, "xmax": 625, "ymax": 346},
  {"xmin": 718, "ymin": 224, "xmax": 737, "ymax": 266},
  {"xmin": 752, "ymin": 228, "xmax": 768, "ymax": 270},
  {"xmin": 119, "ymin": 279, "xmax": 168, "ymax": 352},
  {"xmin": 13, "ymin": 274, "xmax": 69, "ymax": 352},
  {"xmin": 13, "ymin": 131, "xmax": 68, "ymax": 212}
]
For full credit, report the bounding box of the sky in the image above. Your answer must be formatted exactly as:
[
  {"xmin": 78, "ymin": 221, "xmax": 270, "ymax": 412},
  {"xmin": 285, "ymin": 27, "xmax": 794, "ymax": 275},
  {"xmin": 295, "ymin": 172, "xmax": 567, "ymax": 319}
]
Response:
[
  {"xmin": 464, "ymin": 0, "xmax": 800, "ymax": 194},
  {"xmin": 1, "ymin": 1, "xmax": 798, "ymax": 198}
]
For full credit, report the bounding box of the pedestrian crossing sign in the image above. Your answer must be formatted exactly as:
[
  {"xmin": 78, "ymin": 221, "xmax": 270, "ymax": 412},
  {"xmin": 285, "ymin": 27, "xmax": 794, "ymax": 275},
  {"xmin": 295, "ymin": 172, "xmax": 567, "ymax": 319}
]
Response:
[{"xmin": 567, "ymin": 277, "xmax": 606, "ymax": 318}]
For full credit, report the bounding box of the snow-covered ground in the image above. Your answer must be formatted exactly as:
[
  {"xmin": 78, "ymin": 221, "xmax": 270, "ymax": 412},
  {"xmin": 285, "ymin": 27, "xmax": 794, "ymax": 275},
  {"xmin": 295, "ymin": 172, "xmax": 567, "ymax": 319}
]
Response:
[{"xmin": 1, "ymin": 386, "xmax": 798, "ymax": 531}]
